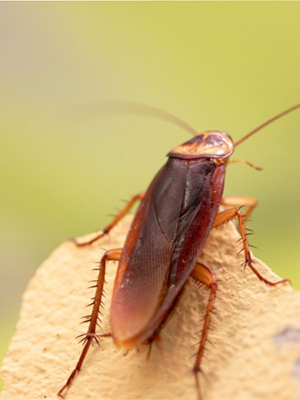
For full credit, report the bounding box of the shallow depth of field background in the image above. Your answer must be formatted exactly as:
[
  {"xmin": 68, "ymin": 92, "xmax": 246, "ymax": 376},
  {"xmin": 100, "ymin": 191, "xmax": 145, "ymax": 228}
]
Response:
[{"xmin": 1, "ymin": 2, "xmax": 300, "ymax": 386}]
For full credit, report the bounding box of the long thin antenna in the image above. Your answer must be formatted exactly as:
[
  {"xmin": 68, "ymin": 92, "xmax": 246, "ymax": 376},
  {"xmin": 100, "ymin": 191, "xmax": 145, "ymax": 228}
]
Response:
[
  {"xmin": 71, "ymin": 100, "xmax": 198, "ymax": 136},
  {"xmin": 235, "ymin": 102, "xmax": 300, "ymax": 147}
]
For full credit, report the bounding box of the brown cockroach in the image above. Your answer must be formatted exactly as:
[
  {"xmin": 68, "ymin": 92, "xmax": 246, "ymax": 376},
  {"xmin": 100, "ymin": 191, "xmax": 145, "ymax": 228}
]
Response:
[{"xmin": 58, "ymin": 102, "xmax": 300, "ymax": 399}]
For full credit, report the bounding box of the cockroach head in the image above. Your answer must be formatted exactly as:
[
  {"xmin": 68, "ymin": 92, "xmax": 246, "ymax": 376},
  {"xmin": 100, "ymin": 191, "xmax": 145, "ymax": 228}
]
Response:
[{"xmin": 168, "ymin": 131, "xmax": 234, "ymax": 160}]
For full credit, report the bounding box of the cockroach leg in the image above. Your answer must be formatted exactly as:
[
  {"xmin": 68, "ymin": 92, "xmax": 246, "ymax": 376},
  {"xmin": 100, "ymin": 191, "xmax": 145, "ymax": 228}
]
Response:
[
  {"xmin": 84, "ymin": 332, "xmax": 112, "ymax": 339},
  {"xmin": 71, "ymin": 193, "xmax": 144, "ymax": 247},
  {"xmin": 146, "ymin": 343, "xmax": 153, "ymax": 361},
  {"xmin": 57, "ymin": 248, "xmax": 122, "ymax": 398},
  {"xmin": 213, "ymin": 208, "xmax": 290, "ymax": 286},
  {"xmin": 220, "ymin": 196, "xmax": 258, "ymax": 221},
  {"xmin": 146, "ymin": 332, "xmax": 162, "ymax": 360},
  {"xmin": 190, "ymin": 263, "xmax": 218, "ymax": 400},
  {"xmin": 228, "ymin": 159, "xmax": 263, "ymax": 171}
]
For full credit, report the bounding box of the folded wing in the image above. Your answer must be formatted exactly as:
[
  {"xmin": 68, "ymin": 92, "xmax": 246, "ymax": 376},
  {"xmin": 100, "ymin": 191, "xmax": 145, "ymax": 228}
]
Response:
[{"xmin": 110, "ymin": 158, "xmax": 225, "ymax": 348}]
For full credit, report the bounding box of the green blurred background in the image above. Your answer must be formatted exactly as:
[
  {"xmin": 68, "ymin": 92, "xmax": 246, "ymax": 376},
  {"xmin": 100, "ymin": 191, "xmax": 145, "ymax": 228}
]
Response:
[{"xmin": 1, "ymin": 2, "xmax": 300, "ymax": 387}]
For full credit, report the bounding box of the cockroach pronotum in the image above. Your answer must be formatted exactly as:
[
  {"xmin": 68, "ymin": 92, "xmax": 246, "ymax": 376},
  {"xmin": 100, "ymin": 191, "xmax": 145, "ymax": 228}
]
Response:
[{"xmin": 58, "ymin": 102, "xmax": 300, "ymax": 399}]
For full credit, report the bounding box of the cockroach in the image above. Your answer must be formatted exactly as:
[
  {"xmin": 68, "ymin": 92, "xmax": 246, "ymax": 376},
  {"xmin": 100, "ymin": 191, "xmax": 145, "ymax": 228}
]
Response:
[{"xmin": 58, "ymin": 102, "xmax": 300, "ymax": 399}]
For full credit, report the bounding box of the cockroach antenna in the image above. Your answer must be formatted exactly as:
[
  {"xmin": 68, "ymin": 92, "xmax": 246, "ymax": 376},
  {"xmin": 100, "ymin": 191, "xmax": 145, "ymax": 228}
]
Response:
[
  {"xmin": 75, "ymin": 101, "xmax": 300, "ymax": 145},
  {"xmin": 74, "ymin": 100, "xmax": 198, "ymax": 136},
  {"xmin": 235, "ymin": 102, "xmax": 300, "ymax": 147}
]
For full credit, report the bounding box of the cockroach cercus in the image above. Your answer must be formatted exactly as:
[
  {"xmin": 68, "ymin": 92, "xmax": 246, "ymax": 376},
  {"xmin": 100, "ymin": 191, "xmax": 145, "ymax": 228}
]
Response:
[{"xmin": 58, "ymin": 102, "xmax": 300, "ymax": 400}]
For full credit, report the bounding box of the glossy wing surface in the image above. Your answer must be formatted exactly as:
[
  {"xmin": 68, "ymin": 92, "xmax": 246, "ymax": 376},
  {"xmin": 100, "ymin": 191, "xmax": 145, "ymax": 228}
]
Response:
[
  {"xmin": 110, "ymin": 158, "xmax": 225, "ymax": 347},
  {"xmin": 110, "ymin": 159, "xmax": 188, "ymax": 344}
]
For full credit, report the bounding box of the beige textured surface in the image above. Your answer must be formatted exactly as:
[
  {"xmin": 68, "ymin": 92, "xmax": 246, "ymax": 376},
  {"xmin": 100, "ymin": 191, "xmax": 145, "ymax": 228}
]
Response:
[{"xmin": 1, "ymin": 216, "xmax": 300, "ymax": 400}]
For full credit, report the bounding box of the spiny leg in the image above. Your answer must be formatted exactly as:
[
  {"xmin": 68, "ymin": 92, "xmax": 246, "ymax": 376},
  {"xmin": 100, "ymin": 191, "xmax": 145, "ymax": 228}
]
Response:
[
  {"xmin": 213, "ymin": 208, "xmax": 289, "ymax": 286},
  {"xmin": 190, "ymin": 263, "xmax": 218, "ymax": 400},
  {"xmin": 72, "ymin": 192, "xmax": 144, "ymax": 246},
  {"xmin": 77, "ymin": 332, "xmax": 112, "ymax": 342},
  {"xmin": 221, "ymin": 195, "xmax": 258, "ymax": 221},
  {"xmin": 57, "ymin": 248, "xmax": 122, "ymax": 398}
]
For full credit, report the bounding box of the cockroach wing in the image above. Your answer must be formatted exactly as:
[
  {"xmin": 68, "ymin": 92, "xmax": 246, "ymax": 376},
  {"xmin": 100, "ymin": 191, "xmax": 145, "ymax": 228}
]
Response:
[
  {"xmin": 110, "ymin": 159, "xmax": 185, "ymax": 345},
  {"xmin": 110, "ymin": 158, "xmax": 225, "ymax": 348}
]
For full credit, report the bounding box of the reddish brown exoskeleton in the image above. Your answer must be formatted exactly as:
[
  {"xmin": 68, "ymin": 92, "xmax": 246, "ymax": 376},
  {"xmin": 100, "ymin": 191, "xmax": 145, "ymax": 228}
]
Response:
[{"xmin": 58, "ymin": 102, "xmax": 300, "ymax": 399}]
